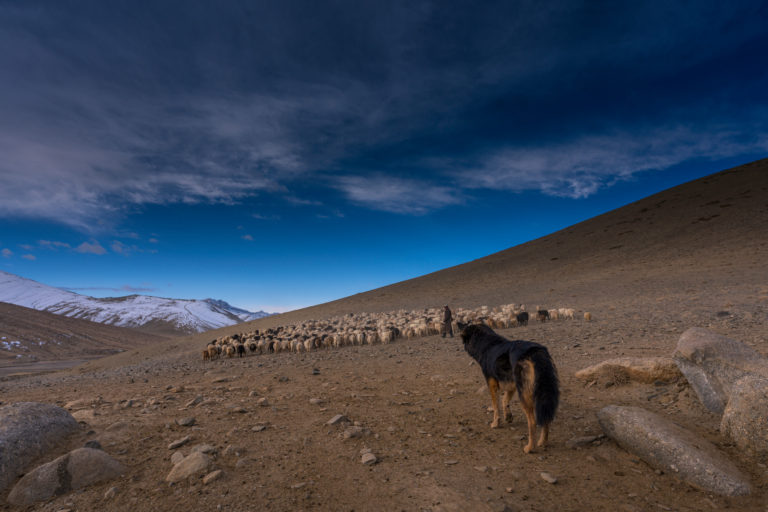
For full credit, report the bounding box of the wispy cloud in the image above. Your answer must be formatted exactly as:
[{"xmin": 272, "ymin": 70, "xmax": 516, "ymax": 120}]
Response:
[
  {"xmin": 241, "ymin": 234, "xmax": 254, "ymax": 241},
  {"xmin": 75, "ymin": 241, "xmax": 107, "ymax": 255},
  {"xmin": 38, "ymin": 240, "xmax": 72, "ymax": 250},
  {"xmin": 336, "ymin": 175, "xmax": 463, "ymax": 214},
  {"xmin": 21, "ymin": 254, "xmax": 36, "ymax": 261},
  {"xmin": 1, "ymin": 248, "xmax": 12, "ymax": 258},
  {"xmin": 454, "ymin": 123, "xmax": 768, "ymax": 199}
]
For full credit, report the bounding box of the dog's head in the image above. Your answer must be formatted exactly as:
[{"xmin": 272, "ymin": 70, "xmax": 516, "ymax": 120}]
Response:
[{"xmin": 456, "ymin": 321, "xmax": 473, "ymax": 344}]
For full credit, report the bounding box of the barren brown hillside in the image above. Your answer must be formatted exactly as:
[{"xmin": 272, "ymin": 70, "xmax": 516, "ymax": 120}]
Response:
[
  {"xmin": 0, "ymin": 302, "xmax": 166, "ymax": 376},
  {"xmin": 2, "ymin": 158, "xmax": 767, "ymax": 512}
]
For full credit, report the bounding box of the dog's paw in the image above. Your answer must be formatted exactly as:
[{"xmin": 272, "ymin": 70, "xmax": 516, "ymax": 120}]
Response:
[
  {"xmin": 523, "ymin": 444, "xmax": 534, "ymax": 454},
  {"xmin": 490, "ymin": 419, "xmax": 500, "ymax": 428}
]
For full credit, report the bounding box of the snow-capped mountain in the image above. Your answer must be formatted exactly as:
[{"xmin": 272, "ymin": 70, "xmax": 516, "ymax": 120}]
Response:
[{"xmin": 0, "ymin": 271, "xmax": 270, "ymax": 335}]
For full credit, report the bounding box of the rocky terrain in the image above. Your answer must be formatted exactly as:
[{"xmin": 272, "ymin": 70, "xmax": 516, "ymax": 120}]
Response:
[{"xmin": 1, "ymin": 158, "xmax": 767, "ymax": 511}]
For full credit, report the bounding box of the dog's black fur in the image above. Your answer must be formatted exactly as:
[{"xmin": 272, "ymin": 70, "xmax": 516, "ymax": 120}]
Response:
[{"xmin": 458, "ymin": 321, "xmax": 559, "ymax": 452}]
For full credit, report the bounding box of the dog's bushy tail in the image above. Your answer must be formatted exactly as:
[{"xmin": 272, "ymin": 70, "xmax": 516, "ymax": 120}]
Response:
[{"xmin": 530, "ymin": 349, "xmax": 559, "ymax": 426}]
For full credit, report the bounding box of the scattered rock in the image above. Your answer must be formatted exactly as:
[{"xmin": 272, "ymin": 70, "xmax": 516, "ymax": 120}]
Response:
[
  {"xmin": 327, "ymin": 414, "xmax": 349, "ymax": 425},
  {"xmin": 597, "ymin": 405, "xmax": 750, "ymax": 496},
  {"xmin": 0, "ymin": 402, "xmax": 80, "ymax": 493},
  {"xmin": 721, "ymin": 375, "xmax": 768, "ymax": 459},
  {"xmin": 211, "ymin": 377, "xmax": 230, "ymax": 384},
  {"xmin": 166, "ymin": 452, "xmax": 212, "ymax": 483},
  {"xmin": 104, "ymin": 486, "xmax": 118, "ymax": 499},
  {"xmin": 342, "ymin": 425, "xmax": 365, "ymax": 439},
  {"xmin": 191, "ymin": 444, "xmax": 216, "ymax": 455},
  {"xmin": 575, "ymin": 357, "xmax": 682, "ymax": 384},
  {"xmin": 203, "ymin": 470, "xmax": 223, "ymax": 485},
  {"xmin": 83, "ymin": 440, "xmax": 102, "ymax": 450},
  {"xmin": 673, "ymin": 327, "xmax": 768, "ymax": 413},
  {"xmin": 168, "ymin": 435, "xmax": 191, "ymax": 450},
  {"xmin": 540, "ymin": 472, "xmax": 557, "ymax": 484},
  {"xmin": 171, "ymin": 451, "xmax": 185, "ymax": 465},
  {"xmin": 444, "ymin": 459, "xmax": 459, "ymax": 465},
  {"xmin": 309, "ymin": 398, "xmax": 323, "ymax": 405},
  {"xmin": 361, "ymin": 452, "xmax": 377, "ymax": 465},
  {"xmin": 565, "ymin": 435, "xmax": 602, "ymax": 449},
  {"xmin": 256, "ymin": 397, "xmax": 269, "ymax": 407},
  {"xmin": 185, "ymin": 395, "xmax": 203, "ymax": 408},
  {"xmin": 252, "ymin": 425, "xmax": 267, "ymax": 432},
  {"xmin": 7, "ymin": 448, "xmax": 125, "ymax": 506},
  {"xmin": 176, "ymin": 417, "xmax": 196, "ymax": 427}
]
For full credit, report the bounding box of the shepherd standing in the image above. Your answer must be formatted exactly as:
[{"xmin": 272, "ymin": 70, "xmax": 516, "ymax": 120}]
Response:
[{"xmin": 441, "ymin": 305, "xmax": 453, "ymax": 338}]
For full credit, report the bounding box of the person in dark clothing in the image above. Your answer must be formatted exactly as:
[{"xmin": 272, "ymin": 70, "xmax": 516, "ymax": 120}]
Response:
[{"xmin": 441, "ymin": 305, "xmax": 453, "ymax": 338}]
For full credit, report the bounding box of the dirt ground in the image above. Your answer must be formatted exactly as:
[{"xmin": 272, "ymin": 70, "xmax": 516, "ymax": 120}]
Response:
[{"xmin": 2, "ymin": 289, "xmax": 767, "ymax": 512}]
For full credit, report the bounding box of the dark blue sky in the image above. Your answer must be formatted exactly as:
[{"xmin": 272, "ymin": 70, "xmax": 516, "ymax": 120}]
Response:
[{"xmin": 1, "ymin": 1, "xmax": 767, "ymax": 311}]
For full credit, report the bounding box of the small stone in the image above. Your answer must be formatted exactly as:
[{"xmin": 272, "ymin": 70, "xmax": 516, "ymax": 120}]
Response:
[
  {"xmin": 444, "ymin": 460, "xmax": 459, "ymax": 465},
  {"xmin": 211, "ymin": 377, "xmax": 230, "ymax": 383},
  {"xmin": 185, "ymin": 396, "xmax": 203, "ymax": 408},
  {"xmin": 168, "ymin": 435, "xmax": 191, "ymax": 450},
  {"xmin": 540, "ymin": 472, "xmax": 557, "ymax": 484},
  {"xmin": 327, "ymin": 414, "xmax": 349, "ymax": 425},
  {"xmin": 104, "ymin": 486, "xmax": 118, "ymax": 499},
  {"xmin": 252, "ymin": 425, "xmax": 267, "ymax": 432},
  {"xmin": 291, "ymin": 482, "xmax": 307, "ymax": 489},
  {"xmin": 203, "ymin": 470, "xmax": 223, "ymax": 485},
  {"xmin": 191, "ymin": 444, "xmax": 216, "ymax": 454},
  {"xmin": 309, "ymin": 398, "xmax": 323, "ymax": 405},
  {"xmin": 166, "ymin": 452, "xmax": 211, "ymax": 483},
  {"xmin": 84, "ymin": 440, "xmax": 102, "ymax": 450},
  {"xmin": 256, "ymin": 397, "xmax": 269, "ymax": 407},
  {"xmin": 176, "ymin": 417, "xmax": 196, "ymax": 427},
  {"xmin": 474, "ymin": 466, "xmax": 488, "ymax": 472},
  {"xmin": 312, "ymin": 368, "xmax": 320, "ymax": 375},
  {"xmin": 361, "ymin": 453, "xmax": 377, "ymax": 465},
  {"xmin": 171, "ymin": 451, "xmax": 185, "ymax": 465},
  {"xmin": 248, "ymin": 390, "xmax": 259, "ymax": 397},
  {"xmin": 565, "ymin": 435, "xmax": 600, "ymax": 449},
  {"xmin": 342, "ymin": 426, "xmax": 365, "ymax": 439},
  {"xmin": 505, "ymin": 487, "xmax": 513, "ymax": 493}
]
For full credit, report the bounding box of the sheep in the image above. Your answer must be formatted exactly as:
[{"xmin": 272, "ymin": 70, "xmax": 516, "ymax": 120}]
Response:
[
  {"xmin": 225, "ymin": 345, "xmax": 235, "ymax": 358},
  {"xmin": 548, "ymin": 309, "xmax": 559, "ymax": 321},
  {"xmin": 584, "ymin": 312, "xmax": 592, "ymax": 321},
  {"xmin": 202, "ymin": 349, "xmax": 210, "ymax": 362},
  {"xmin": 236, "ymin": 343, "xmax": 246, "ymax": 358},
  {"xmin": 516, "ymin": 312, "xmax": 529, "ymax": 326},
  {"xmin": 207, "ymin": 345, "xmax": 218, "ymax": 360}
]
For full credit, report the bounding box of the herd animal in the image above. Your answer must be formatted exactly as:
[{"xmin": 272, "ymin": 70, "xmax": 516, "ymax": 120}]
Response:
[{"xmin": 202, "ymin": 303, "xmax": 590, "ymax": 362}]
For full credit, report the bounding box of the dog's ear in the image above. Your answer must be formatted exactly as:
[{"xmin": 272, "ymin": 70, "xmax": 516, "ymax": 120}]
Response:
[{"xmin": 456, "ymin": 321, "xmax": 468, "ymax": 332}]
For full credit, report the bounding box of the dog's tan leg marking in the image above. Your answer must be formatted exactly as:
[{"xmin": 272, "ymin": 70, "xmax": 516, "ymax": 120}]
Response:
[
  {"xmin": 487, "ymin": 378, "xmax": 500, "ymax": 428},
  {"xmin": 501, "ymin": 386, "xmax": 515, "ymax": 423},
  {"xmin": 537, "ymin": 424, "xmax": 549, "ymax": 448},
  {"xmin": 519, "ymin": 360, "xmax": 537, "ymax": 453}
]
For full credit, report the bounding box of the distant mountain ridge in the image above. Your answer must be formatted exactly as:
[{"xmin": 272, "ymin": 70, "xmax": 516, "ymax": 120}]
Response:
[{"xmin": 0, "ymin": 271, "xmax": 270, "ymax": 335}]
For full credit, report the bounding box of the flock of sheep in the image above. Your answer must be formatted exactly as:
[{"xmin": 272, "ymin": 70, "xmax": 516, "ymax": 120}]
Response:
[{"xmin": 202, "ymin": 304, "xmax": 590, "ymax": 361}]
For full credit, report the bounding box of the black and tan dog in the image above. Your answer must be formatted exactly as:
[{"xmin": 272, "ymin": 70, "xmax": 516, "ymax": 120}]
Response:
[{"xmin": 458, "ymin": 322, "xmax": 559, "ymax": 453}]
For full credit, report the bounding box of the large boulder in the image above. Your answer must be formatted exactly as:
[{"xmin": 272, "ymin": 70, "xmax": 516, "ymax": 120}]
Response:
[
  {"xmin": 7, "ymin": 447, "xmax": 126, "ymax": 506},
  {"xmin": 673, "ymin": 327, "xmax": 768, "ymax": 413},
  {"xmin": 575, "ymin": 357, "xmax": 682, "ymax": 384},
  {"xmin": 0, "ymin": 402, "xmax": 80, "ymax": 493},
  {"xmin": 721, "ymin": 375, "xmax": 768, "ymax": 461},
  {"xmin": 597, "ymin": 405, "xmax": 750, "ymax": 496}
]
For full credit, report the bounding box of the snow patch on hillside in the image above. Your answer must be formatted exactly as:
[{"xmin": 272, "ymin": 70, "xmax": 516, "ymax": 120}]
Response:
[{"xmin": 0, "ymin": 271, "xmax": 271, "ymax": 333}]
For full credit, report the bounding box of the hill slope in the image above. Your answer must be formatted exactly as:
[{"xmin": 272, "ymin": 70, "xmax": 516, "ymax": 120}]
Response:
[
  {"xmin": 0, "ymin": 301, "xmax": 166, "ymax": 365},
  {"xmin": 0, "ymin": 271, "xmax": 270, "ymax": 336}
]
